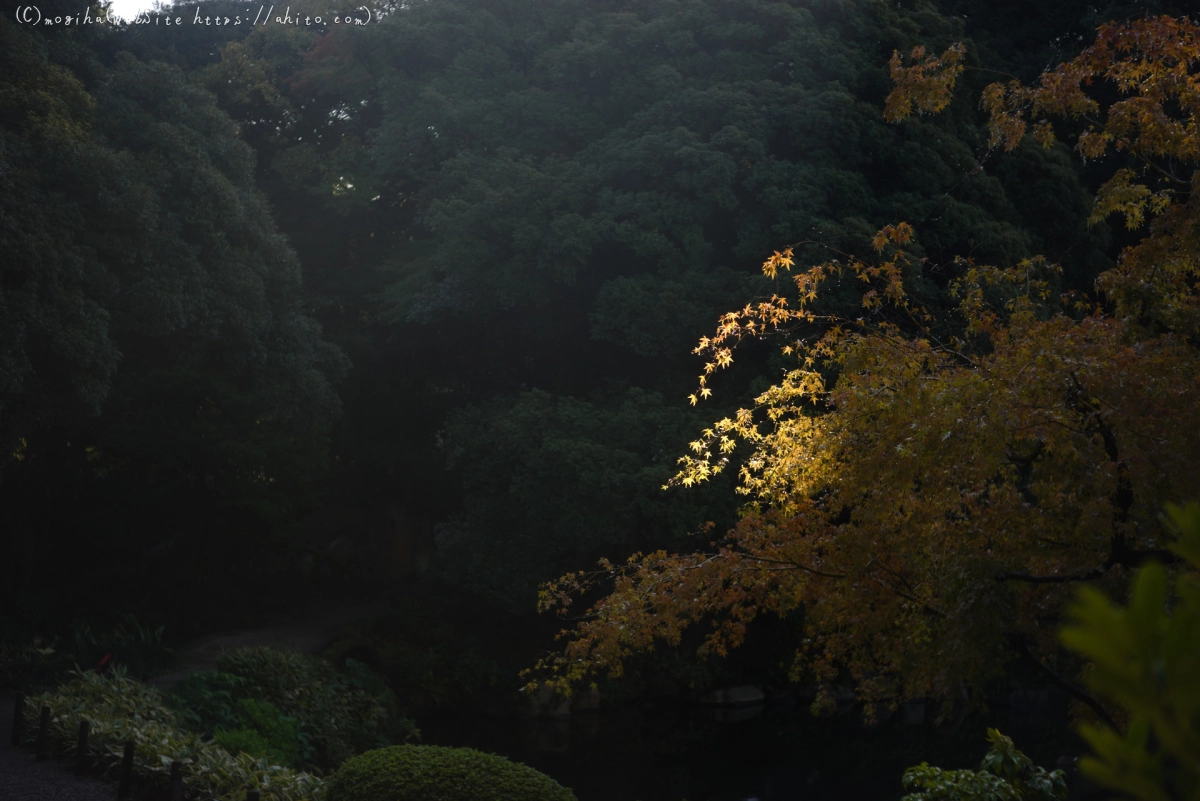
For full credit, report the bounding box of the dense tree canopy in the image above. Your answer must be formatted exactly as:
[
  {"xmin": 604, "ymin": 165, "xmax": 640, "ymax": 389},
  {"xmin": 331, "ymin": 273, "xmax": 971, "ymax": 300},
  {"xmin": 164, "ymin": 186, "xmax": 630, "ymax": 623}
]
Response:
[
  {"xmin": 244, "ymin": 0, "xmax": 1125, "ymax": 608},
  {"xmin": 0, "ymin": 16, "xmax": 345, "ymax": 616},
  {"xmin": 5, "ymin": 0, "xmax": 1192, "ymax": 640},
  {"xmin": 10, "ymin": 12, "xmax": 1200, "ymax": 801}
]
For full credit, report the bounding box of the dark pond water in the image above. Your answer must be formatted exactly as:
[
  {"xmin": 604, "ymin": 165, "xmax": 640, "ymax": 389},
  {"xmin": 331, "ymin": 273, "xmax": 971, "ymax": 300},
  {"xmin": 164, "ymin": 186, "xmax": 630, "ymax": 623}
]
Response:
[{"xmin": 418, "ymin": 694, "xmax": 1078, "ymax": 801}]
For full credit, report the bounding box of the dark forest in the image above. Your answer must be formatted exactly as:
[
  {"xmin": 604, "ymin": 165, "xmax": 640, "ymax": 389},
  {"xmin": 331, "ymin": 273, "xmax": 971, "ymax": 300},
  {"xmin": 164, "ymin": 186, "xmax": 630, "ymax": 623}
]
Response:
[{"xmin": 2, "ymin": 1, "xmax": 1199, "ymax": 799}]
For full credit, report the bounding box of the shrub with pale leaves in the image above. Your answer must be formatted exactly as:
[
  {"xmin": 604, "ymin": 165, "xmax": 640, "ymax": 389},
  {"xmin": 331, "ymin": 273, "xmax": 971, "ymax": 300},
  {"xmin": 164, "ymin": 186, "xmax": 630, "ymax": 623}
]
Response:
[{"xmin": 21, "ymin": 668, "xmax": 325, "ymax": 801}]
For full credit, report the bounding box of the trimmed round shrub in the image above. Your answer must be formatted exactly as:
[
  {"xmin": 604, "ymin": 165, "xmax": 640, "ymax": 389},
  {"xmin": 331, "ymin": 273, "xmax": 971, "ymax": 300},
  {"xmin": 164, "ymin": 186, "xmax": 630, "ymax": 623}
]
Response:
[{"xmin": 327, "ymin": 745, "xmax": 576, "ymax": 801}]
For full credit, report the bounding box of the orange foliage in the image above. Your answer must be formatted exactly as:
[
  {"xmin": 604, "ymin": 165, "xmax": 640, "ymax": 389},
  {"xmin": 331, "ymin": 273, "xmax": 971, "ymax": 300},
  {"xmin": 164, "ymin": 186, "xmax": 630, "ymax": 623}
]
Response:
[
  {"xmin": 884, "ymin": 44, "xmax": 966, "ymax": 124},
  {"xmin": 530, "ymin": 17, "xmax": 1200, "ymax": 716}
]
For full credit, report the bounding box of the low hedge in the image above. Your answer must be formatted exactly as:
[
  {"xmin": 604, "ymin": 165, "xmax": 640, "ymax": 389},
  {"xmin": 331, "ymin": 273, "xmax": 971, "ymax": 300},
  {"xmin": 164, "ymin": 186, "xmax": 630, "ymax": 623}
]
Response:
[
  {"xmin": 21, "ymin": 668, "xmax": 325, "ymax": 801},
  {"xmin": 326, "ymin": 745, "xmax": 576, "ymax": 801}
]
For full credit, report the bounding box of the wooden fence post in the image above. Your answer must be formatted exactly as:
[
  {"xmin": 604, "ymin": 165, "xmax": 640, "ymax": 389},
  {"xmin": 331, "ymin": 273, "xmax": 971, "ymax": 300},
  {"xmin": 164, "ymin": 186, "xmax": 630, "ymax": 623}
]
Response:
[
  {"xmin": 169, "ymin": 760, "xmax": 184, "ymax": 801},
  {"xmin": 10, "ymin": 693, "xmax": 23, "ymax": 747},
  {"xmin": 74, "ymin": 719, "xmax": 89, "ymax": 775},
  {"xmin": 117, "ymin": 740, "xmax": 135, "ymax": 800},
  {"xmin": 35, "ymin": 705, "xmax": 49, "ymax": 761}
]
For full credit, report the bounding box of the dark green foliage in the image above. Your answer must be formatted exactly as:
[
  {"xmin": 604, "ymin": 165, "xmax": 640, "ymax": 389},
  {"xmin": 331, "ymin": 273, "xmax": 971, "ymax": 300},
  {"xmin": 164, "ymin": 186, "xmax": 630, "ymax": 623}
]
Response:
[
  {"xmin": 213, "ymin": 727, "xmax": 280, "ymax": 764},
  {"xmin": 385, "ymin": 646, "xmax": 508, "ymax": 711},
  {"xmin": 213, "ymin": 699, "xmax": 305, "ymax": 768},
  {"xmin": 0, "ymin": 614, "xmax": 177, "ymax": 691},
  {"xmin": 167, "ymin": 650, "xmax": 416, "ymax": 773},
  {"xmin": 166, "ymin": 671, "xmax": 254, "ymax": 733},
  {"xmin": 65, "ymin": 614, "xmax": 176, "ymax": 681},
  {"xmin": 59, "ymin": 0, "xmax": 1128, "ymax": 618},
  {"xmin": 212, "ymin": 647, "xmax": 416, "ymax": 772},
  {"xmin": 267, "ymin": 0, "xmax": 1112, "ymax": 608},
  {"xmin": 1059, "ymin": 503, "xmax": 1200, "ymax": 801},
  {"xmin": 901, "ymin": 729, "xmax": 1067, "ymax": 801},
  {"xmin": 3, "ymin": 2, "xmax": 1174, "ymax": 759},
  {"xmin": 169, "ymin": 676, "xmax": 316, "ymax": 767},
  {"xmin": 327, "ymin": 745, "xmax": 576, "ymax": 801},
  {"xmin": 335, "ymin": 0, "xmax": 1110, "ymax": 322},
  {"xmin": 0, "ymin": 18, "xmax": 344, "ymax": 480},
  {"xmin": 321, "ymin": 602, "xmax": 526, "ymax": 715},
  {"xmin": 0, "ymin": 14, "xmax": 346, "ymax": 624},
  {"xmin": 438, "ymin": 388, "xmax": 735, "ymax": 608}
]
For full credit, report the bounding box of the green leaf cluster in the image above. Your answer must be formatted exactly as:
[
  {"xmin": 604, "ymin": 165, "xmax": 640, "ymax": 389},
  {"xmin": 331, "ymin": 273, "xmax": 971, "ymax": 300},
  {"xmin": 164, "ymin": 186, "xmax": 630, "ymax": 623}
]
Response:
[
  {"xmin": 208, "ymin": 647, "xmax": 416, "ymax": 772},
  {"xmin": 1059, "ymin": 502, "xmax": 1200, "ymax": 801},
  {"xmin": 65, "ymin": 614, "xmax": 176, "ymax": 682},
  {"xmin": 326, "ymin": 744, "xmax": 576, "ymax": 801},
  {"xmin": 212, "ymin": 699, "xmax": 305, "ymax": 770},
  {"xmin": 167, "ymin": 670, "xmax": 256, "ymax": 734},
  {"xmin": 901, "ymin": 729, "xmax": 1067, "ymax": 801}
]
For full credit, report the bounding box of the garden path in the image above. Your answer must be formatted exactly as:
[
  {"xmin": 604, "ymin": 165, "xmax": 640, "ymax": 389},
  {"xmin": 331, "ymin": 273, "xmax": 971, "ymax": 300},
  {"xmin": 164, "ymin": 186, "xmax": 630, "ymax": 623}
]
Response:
[
  {"xmin": 0, "ymin": 693, "xmax": 116, "ymax": 801},
  {"xmin": 148, "ymin": 599, "xmax": 384, "ymax": 689}
]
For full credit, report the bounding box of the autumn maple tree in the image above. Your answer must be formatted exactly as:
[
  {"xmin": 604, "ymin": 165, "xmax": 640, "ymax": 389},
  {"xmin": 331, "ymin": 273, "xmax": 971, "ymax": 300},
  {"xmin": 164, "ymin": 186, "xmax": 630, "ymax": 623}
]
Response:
[{"xmin": 532, "ymin": 15, "xmax": 1200, "ymax": 716}]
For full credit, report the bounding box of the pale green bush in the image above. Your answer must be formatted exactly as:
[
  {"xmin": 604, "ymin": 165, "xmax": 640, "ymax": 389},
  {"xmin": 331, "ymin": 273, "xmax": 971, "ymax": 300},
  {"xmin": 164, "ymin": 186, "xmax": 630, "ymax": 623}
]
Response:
[{"xmin": 21, "ymin": 667, "xmax": 325, "ymax": 801}]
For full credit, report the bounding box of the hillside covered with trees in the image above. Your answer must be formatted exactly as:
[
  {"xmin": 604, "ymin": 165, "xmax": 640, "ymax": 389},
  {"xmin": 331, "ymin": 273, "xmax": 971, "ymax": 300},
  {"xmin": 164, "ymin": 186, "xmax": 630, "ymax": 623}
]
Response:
[{"xmin": 2, "ymin": 1, "xmax": 1198, "ymax": 799}]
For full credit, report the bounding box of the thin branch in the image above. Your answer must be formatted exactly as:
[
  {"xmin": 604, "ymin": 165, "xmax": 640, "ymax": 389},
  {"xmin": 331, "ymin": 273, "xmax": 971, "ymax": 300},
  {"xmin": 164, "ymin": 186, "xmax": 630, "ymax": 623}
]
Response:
[
  {"xmin": 867, "ymin": 574, "xmax": 947, "ymax": 618},
  {"xmin": 963, "ymin": 66, "xmax": 1024, "ymax": 82},
  {"xmin": 741, "ymin": 553, "xmax": 846, "ymax": 579},
  {"xmin": 1017, "ymin": 638, "xmax": 1119, "ymax": 732},
  {"xmin": 1000, "ymin": 542, "xmax": 1180, "ymax": 583}
]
